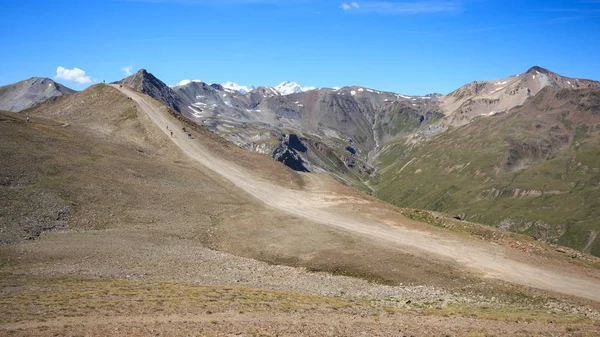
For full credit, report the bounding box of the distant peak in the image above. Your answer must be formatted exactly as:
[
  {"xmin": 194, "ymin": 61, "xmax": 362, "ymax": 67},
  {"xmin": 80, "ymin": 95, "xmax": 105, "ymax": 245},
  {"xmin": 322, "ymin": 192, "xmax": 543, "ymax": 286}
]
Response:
[
  {"xmin": 137, "ymin": 69, "xmax": 149, "ymax": 75},
  {"xmin": 274, "ymin": 81, "xmax": 315, "ymax": 95},
  {"xmin": 29, "ymin": 77, "xmax": 53, "ymax": 81},
  {"xmin": 222, "ymin": 81, "xmax": 255, "ymax": 94},
  {"xmin": 526, "ymin": 66, "xmax": 550, "ymax": 74}
]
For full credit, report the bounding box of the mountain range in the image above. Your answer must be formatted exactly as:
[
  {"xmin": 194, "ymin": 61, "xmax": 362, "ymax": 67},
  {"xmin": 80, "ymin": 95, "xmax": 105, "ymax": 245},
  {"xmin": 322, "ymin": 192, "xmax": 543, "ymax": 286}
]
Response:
[
  {"xmin": 2, "ymin": 65, "xmax": 599, "ymax": 256},
  {"xmin": 173, "ymin": 80, "xmax": 316, "ymax": 96}
]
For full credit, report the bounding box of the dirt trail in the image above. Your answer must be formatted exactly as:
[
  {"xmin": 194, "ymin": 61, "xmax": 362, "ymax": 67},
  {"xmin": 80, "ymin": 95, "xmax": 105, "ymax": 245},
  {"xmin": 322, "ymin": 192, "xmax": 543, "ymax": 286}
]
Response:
[{"xmin": 115, "ymin": 85, "xmax": 600, "ymax": 302}]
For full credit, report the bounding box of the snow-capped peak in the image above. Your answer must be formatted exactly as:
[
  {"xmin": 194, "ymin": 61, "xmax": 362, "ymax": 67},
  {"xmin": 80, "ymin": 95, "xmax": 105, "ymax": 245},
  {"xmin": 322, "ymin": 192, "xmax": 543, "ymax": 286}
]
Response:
[
  {"xmin": 274, "ymin": 81, "xmax": 316, "ymax": 95},
  {"xmin": 222, "ymin": 81, "xmax": 255, "ymax": 94}
]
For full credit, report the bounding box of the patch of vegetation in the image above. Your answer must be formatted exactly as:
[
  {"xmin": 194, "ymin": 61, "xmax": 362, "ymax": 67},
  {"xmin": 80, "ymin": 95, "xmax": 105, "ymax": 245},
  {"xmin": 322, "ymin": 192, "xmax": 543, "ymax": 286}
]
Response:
[
  {"xmin": 0, "ymin": 275, "xmax": 358, "ymax": 324},
  {"xmin": 1, "ymin": 274, "xmax": 593, "ymax": 328},
  {"xmin": 373, "ymin": 101, "xmax": 600, "ymax": 256}
]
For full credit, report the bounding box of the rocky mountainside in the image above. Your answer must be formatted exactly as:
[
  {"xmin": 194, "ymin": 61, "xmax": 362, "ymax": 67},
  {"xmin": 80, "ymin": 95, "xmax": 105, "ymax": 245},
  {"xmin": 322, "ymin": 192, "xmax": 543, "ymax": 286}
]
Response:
[
  {"xmin": 167, "ymin": 76, "xmax": 442, "ymax": 190},
  {"xmin": 0, "ymin": 77, "xmax": 75, "ymax": 112},
  {"xmin": 113, "ymin": 69, "xmax": 191, "ymax": 114},
  {"xmin": 112, "ymin": 67, "xmax": 600, "ymax": 256},
  {"xmin": 440, "ymin": 66, "xmax": 600, "ymax": 126}
]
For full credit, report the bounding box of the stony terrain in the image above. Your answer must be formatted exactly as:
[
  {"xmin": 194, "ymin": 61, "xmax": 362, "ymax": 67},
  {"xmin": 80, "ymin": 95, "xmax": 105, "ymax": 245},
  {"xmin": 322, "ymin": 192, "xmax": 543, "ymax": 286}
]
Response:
[{"xmin": 3, "ymin": 84, "xmax": 600, "ymax": 335}]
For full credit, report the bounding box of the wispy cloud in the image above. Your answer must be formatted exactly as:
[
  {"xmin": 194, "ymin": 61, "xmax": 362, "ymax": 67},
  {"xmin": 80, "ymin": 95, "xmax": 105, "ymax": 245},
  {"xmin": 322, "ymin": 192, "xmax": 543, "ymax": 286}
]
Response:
[
  {"xmin": 340, "ymin": 1, "xmax": 461, "ymax": 14},
  {"xmin": 122, "ymin": 65, "xmax": 133, "ymax": 76},
  {"xmin": 341, "ymin": 2, "xmax": 359, "ymax": 10},
  {"xmin": 55, "ymin": 66, "xmax": 92, "ymax": 84}
]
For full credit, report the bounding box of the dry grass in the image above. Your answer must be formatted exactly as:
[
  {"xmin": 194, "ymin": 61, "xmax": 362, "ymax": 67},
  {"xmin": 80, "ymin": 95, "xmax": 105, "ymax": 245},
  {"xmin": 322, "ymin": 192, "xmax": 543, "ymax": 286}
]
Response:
[{"xmin": 0, "ymin": 275, "xmax": 357, "ymax": 324}]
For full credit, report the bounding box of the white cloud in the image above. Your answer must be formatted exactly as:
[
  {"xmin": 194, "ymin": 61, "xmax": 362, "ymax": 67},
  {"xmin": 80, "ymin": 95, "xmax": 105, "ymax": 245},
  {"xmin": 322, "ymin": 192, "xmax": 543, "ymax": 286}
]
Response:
[
  {"xmin": 341, "ymin": 2, "xmax": 360, "ymax": 10},
  {"xmin": 122, "ymin": 65, "xmax": 133, "ymax": 76},
  {"xmin": 55, "ymin": 66, "xmax": 92, "ymax": 84},
  {"xmin": 340, "ymin": 1, "xmax": 461, "ymax": 14},
  {"xmin": 175, "ymin": 79, "xmax": 202, "ymax": 86}
]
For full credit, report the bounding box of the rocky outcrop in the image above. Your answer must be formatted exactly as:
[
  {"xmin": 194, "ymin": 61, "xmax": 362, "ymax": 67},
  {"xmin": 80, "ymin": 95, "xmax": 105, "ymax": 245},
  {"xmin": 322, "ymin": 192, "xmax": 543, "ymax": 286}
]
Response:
[
  {"xmin": 113, "ymin": 69, "xmax": 190, "ymax": 114},
  {"xmin": 272, "ymin": 144, "xmax": 308, "ymax": 172}
]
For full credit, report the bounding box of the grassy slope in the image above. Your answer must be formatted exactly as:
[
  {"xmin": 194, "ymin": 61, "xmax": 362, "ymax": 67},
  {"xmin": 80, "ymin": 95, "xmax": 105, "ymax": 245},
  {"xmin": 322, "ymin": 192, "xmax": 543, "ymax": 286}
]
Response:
[{"xmin": 375, "ymin": 87, "xmax": 600, "ymax": 256}]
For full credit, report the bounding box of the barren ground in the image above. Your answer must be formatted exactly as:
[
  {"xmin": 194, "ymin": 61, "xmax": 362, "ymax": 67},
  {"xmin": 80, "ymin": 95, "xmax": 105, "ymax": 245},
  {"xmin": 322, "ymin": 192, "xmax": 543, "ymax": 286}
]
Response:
[{"xmin": 1, "ymin": 84, "xmax": 599, "ymax": 335}]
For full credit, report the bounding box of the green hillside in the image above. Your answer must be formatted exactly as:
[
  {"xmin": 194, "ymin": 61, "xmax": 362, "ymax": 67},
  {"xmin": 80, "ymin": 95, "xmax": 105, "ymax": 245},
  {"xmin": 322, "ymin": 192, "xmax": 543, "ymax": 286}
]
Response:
[{"xmin": 374, "ymin": 87, "xmax": 600, "ymax": 256}]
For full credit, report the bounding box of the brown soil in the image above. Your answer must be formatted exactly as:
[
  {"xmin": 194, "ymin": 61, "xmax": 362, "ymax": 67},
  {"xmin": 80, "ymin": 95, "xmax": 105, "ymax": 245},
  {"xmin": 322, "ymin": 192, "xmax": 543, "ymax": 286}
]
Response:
[{"xmin": 2, "ymin": 84, "xmax": 600, "ymax": 335}]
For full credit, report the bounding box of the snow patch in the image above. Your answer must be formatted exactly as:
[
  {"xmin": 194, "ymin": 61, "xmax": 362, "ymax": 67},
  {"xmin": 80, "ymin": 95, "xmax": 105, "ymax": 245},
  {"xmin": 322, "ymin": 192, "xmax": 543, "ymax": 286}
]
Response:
[
  {"xmin": 358, "ymin": 88, "xmax": 364, "ymax": 92},
  {"xmin": 350, "ymin": 90, "xmax": 356, "ymax": 96},
  {"xmin": 495, "ymin": 81, "xmax": 507, "ymax": 85},
  {"xmin": 189, "ymin": 106, "xmax": 204, "ymax": 117}
]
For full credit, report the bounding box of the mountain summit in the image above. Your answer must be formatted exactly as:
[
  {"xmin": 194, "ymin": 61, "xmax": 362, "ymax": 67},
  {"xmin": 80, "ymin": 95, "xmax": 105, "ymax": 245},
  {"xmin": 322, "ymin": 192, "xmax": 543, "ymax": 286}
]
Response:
[
  {"xmin": 222, "ymin": 81, "xmax": 255, "ymax": 94},
  {"xmin": 274, "ymin": 81, "xmax": 316, "ymax": 95},
  {"xmin": 113, "ymin": 69, "xmax": 190, "ymax": 114},
  {"xmin": 440, "ymin": 65, "xmax": 600, "ymax": 126},
  {"xmin": 0, "ymin": 77, "xmax": 75, "ymax": 112}
]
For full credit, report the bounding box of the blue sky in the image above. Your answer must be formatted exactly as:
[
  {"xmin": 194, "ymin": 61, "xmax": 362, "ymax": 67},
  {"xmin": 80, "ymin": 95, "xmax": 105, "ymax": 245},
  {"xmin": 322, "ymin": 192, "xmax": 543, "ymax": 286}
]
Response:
[{"xmin": 1, "ymin": 0, "xmax": 599, "ymax": 95}]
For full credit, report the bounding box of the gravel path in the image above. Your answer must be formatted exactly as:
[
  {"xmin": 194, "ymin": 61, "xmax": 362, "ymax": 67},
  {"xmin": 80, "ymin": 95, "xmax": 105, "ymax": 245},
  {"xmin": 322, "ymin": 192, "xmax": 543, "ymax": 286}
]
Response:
[{"xmin": 115, "ymin": 85, "xmax": 600, "ymax": 303}]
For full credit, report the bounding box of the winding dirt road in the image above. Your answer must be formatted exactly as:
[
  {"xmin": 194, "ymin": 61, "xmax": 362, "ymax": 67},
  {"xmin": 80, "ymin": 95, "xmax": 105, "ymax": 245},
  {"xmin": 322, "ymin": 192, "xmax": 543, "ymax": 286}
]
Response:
[{"xmin": 114, "ymin": 85, "xmax": 600, "ymax": 302}]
